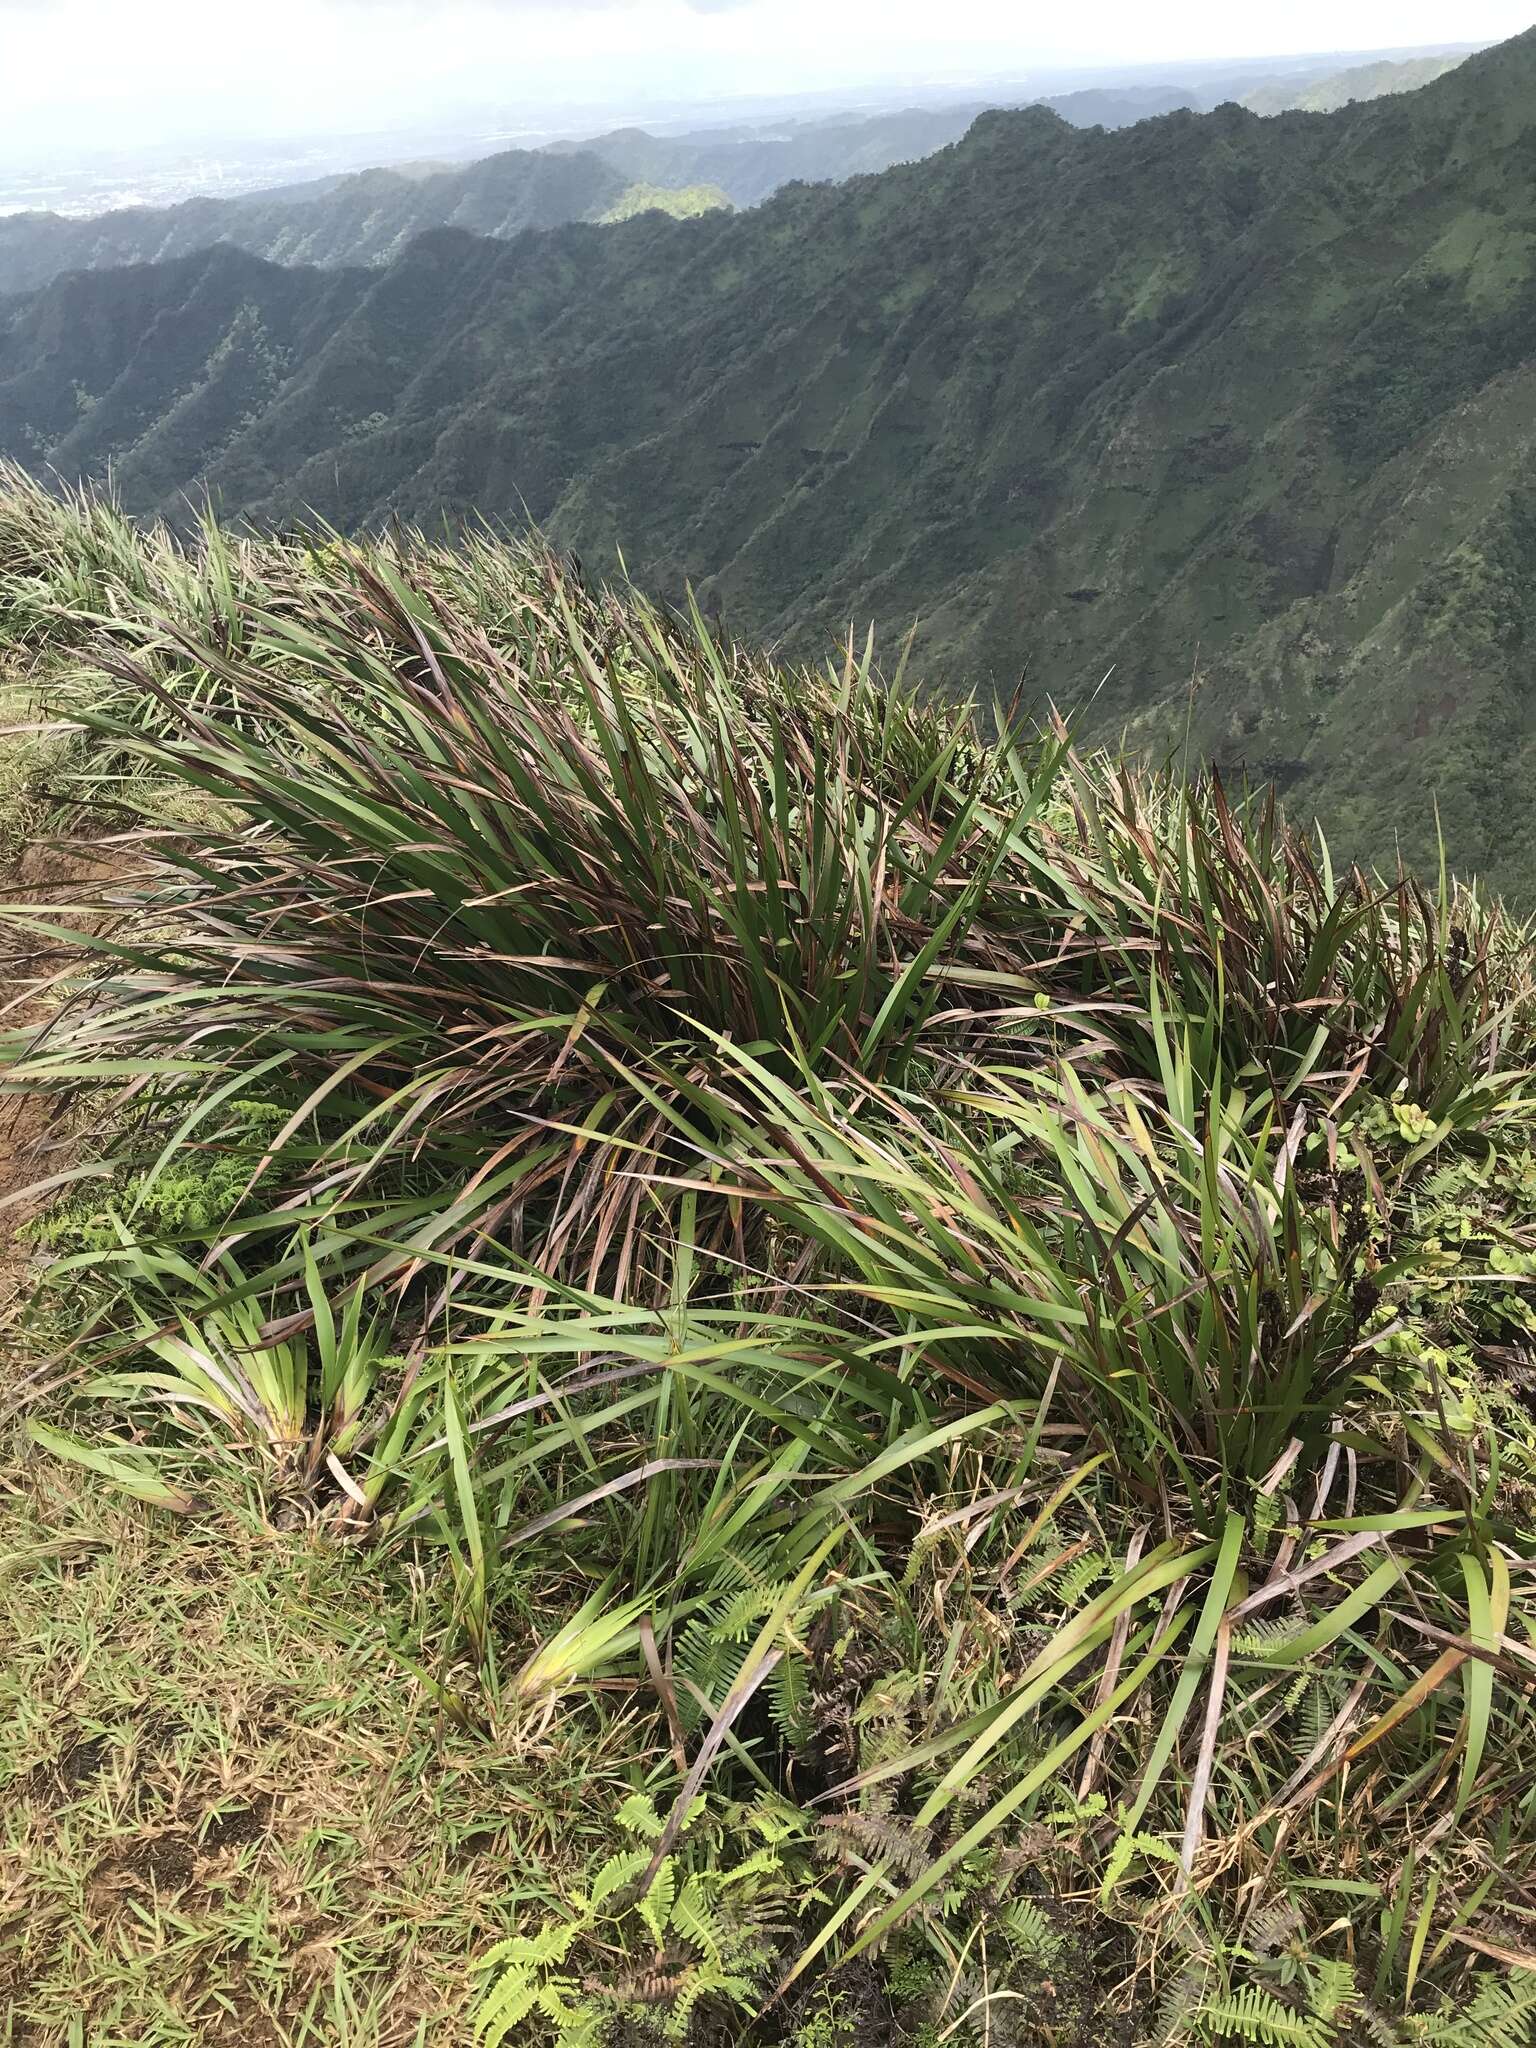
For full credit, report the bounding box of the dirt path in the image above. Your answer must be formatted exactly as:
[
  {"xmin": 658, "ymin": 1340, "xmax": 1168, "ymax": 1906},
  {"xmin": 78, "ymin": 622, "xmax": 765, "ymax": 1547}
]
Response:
[{"xmin": 0, "ymin": 838, "xmax": 133, "ymax": 1345}]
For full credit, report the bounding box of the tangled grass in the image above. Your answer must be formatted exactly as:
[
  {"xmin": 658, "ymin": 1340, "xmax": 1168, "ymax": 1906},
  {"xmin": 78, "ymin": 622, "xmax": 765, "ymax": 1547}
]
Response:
[{"xmin": 4, "ymin": 469, "xmax": 1536, "ymax": 2046}]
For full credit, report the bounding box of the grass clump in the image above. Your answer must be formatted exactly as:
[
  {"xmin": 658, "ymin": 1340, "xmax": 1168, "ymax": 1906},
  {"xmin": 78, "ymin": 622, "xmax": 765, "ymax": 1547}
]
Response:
[{"xmin": 3, "ymin": 477, "xmax": 1536, "ymax": 2045}]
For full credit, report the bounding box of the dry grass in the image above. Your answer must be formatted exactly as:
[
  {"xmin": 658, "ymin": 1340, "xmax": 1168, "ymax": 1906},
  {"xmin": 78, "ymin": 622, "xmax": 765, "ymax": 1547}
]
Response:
[{"xmin": 0, "ymin": 1442, "xmax": 647, "ymax": 2048}]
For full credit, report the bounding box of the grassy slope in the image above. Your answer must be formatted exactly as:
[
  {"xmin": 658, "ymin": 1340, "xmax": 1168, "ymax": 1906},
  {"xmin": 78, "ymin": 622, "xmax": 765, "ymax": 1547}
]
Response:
[
  {"xmin": 0, "ymin": 656, "xmax": 628, "ymax": 2048},
  {"xmin": 0, "ymin": 595, "xmax": 371, "ymax": 2045},
  {"xmin": 4, "ymin": 479, "xmax": 1536, "ymax": 2047},
  {"xmin": 600, "ymin": 184, "xmax": 734, "ymax": 225}
]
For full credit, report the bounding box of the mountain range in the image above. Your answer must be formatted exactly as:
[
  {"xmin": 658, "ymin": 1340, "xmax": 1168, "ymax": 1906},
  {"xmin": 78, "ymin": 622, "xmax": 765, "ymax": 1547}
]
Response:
[
  {"xmin": 543, "ymin": 90, "xmax": 1211, "ymax": 207},
  {"xmin": 0, "ymin": 95, "xmax": 1199, "ymax": 301},
  {"xmin": 1240, "ymin": 52, "xmax": 1468, "ymax": 117},
  {"xmin": 0, "ymin": 58, "xmax": 1464, "ymax": 303},
  {"xmin": 0, "ymin": 148, "xmax": 631, "ymax": 298},
  {"xmin": 3, "ymin": 34, "xmax": 1535, "ymax": 892}
]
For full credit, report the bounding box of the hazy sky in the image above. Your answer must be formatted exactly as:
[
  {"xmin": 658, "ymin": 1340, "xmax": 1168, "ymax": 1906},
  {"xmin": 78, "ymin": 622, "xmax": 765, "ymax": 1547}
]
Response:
[{"xmin": 4, "ymin": 0, "xmax": 1533, "ymax": 153}]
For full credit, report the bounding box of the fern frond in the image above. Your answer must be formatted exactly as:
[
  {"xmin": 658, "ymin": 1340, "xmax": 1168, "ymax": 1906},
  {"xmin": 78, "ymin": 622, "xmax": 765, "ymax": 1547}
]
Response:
[
  {"xmin": 1195, "ymin": 1987, "xmax": 1326, "ymax": 2047},
  {"xmin": 713, "ymin": 1583, "xmax": 782, "ymax": 1640},
  {"xmin": 1351, "ymin": 1998, "xmax": 1406, "ymax": 2046},
  {"xmin": 475, "ymin": 1965, "xmax": 538, "ymax": 2047},
  {"xmin": 591, "ymin": 1958, "xmax": 696, "ymax": 2006},
  {"xmin": 614, "ymin": 1791, "xmax": 665, "ymax": 1839},
  {"xmin": 739, "ymin": 1795, "xmax": 804, "ymax": 1845},
  {"xmin": 769, "ymin": 1648, "xmax": 812, "ymax": 1748},
  {"xmin": 589, "ymin": 1846, "xmax": 651, "ymax": 1909},
  {"xmin": 477, "ymin": 1919, "xmax": 583, "ymax": 1975},
  {"xmin": 1414, "ymin": 1970, "xmax": 1536, "ymax": 2046},
  {"xmin": 1246, "ymin": 1896, "xmax": 1305, "ymax": 1957},
  {"xmin": 901, "ymin": 1516, "xmax": 948, "ymax": 1587},
  {"xmin": 1309, "ymin": 1957, "xmax": 1356, "ymax": 2023},
  {"xmin": 1101, "ymin": 1828, "xmax": 1182, "ymax": 1896},
  {"xmin": 670, "ymin": 1871, "xmax": 724, "ymax": 1960},
  {"xmin": 1051, "ymin": 1547, "xmax": 1109, "ymax": 1609},
  {"xmin": 1043, "ymin": 1790, "xmax": 1107, "ymax": 1828},
  {"xmin": 1152, "ymin": 1958, "xmax": 1211, "ymax": 2047},
  {"xmin": 818, "ymin": 1810, "xmax": 935, "ymax": 1879},
  {"xmin": 1232, "ymin": 1614, "xmax": 1309, "ymax": 1657},
  {"xmin": 997, "ymin": 1898, "xmax": 1061, "ymax": 1961},
  {"xmin": 717, "ymin": 1843, "xmax": 789, "ymax": 1891},
  {"xmin": 638, "ymin": 1855, "xmax": 678, "ymax": 1948},
  {"xmin": 1297, "ymin": 1673, "xmax": 1348, "ymax": 1748},
  {"xmin": 852, "ymin": 1668, "xmax": 924, "ymax": 1726}
]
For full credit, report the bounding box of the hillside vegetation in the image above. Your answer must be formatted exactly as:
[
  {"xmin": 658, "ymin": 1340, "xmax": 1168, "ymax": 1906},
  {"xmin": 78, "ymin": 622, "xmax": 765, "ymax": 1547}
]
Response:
[
  {"xmin": 549, "ymin": 63, "xmax": 1463, "ymax": 212},
  {"xmin": 1242, "ymin": 54, "xmax": 1468, "ymax": 117},
  {"xmin": 544, "ymin": 103, "xmax": 1006, "ymax": 209},
  {"xmin": 2, "ymin": 33, "xmax": 1535, "ymax": 893},
  {"xmin": 3, "ymin": 474, "xmax": 1536, "ymax": 2045},
  {"xmin": 600, "ymin": 182, "xmax": 734, "ymax": 224}
]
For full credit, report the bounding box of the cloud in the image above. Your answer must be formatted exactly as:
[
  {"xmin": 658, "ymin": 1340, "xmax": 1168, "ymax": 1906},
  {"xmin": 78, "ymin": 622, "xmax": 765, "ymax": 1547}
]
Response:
[
  {"xmin": 3, "ymin": 0, "xmax": 1533, "ymax": 166},
  {"xmin": 315, "ymin": 0, "xmax": 757, "ymax": 10}
]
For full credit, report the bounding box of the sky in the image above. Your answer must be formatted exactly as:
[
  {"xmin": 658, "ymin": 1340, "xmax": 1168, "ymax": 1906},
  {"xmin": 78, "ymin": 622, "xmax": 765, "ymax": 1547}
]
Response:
[{"xmin": 3, "ymin": 0, "xmax": 1533, "ymax": 157}]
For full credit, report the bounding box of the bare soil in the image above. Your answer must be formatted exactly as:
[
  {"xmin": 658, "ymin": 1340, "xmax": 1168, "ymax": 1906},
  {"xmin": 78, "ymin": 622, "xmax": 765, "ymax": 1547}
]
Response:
[{"xmin": 0, "ymin": 836, "xmax": 137, "ymax": 1339}]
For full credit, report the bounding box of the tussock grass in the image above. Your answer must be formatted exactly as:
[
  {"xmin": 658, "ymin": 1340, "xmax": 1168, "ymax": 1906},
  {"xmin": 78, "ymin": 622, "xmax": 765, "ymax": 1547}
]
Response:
[{"xmin": 4, "ymin": 474, "xmax": 1536, "ymax": 2046}]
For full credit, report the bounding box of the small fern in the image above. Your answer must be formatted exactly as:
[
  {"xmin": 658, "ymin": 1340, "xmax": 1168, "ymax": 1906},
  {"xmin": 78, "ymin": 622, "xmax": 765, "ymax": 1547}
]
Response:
[
  {"xmin": 768, "ymin": 1646, "xmax": 813, "ymax": 1748},
  {"xmin": 901, "ymin": 1516, "xmax": 949, "ymax": 1587},
  {"xmin": 614, "ymin": 1793, "xmax": 667, "ymax": 1840},
  {"xmin": 818, "ymin": 1810, "xmax": 935, "ymax": 1879},
  {"xmin": 1051, "ymin": 1546, "xmax": 1110, "ymax": 1610},
  {"xmin": 1412, "ymin": 1970, "xmax": 1536, "ymax": 2046},
  {"xmin": 638, "ymin": 1857, "xmax": 678, "ymax": 1950},
  {"xmin": 996, "ymin": 1897, "xmax": 1062, "ymax": 1962},
  {"xmin": 475, "ymin": 1792, "xmax": 808, "ymax": 2046},
  {"xmin": 1245, "ymin": 1897, "xmax": 1305, "ymax": 1958},
  {"xmin": 1152, "ymin": 1958, "xmax": 1214, "ymax": 2046},
  {"xmin": 588, "ymin": 1848, "xmax": 651, "ymax": 1909},
  {"xmin": 1193, "ymin": 1986, "xmax": 1330, "ymax": 2047},
  {"xmin": 1100, "ymin": 1827, "xmax": 1183, "ymax": 1899},
  {"xmin": 1232, "ymin": 1614, "xmax": 1311, "ymax": 1658},
  {"xmin": 1309, "ymin": 1958, "xmax": 1356, "ymax": 2025}
]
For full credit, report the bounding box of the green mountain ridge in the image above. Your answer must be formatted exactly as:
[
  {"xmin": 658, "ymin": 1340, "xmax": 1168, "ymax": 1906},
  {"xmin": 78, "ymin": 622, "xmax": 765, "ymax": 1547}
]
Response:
[
  {"xmin": 4, "ymin": 31, "xmax": 1536, "ymax": 889},
  {"xmin": 545, "ymin": 89, "xmax": 1205, "ymax": 208},
  {"xmin": 0, "ymin": 63, "xmax": 1469, "ymax": 303},
  {"xmin": 1242, "ymin": 52, "xmax": 1469, "ymax": 116},
  {"xmin": 0, "ymin": 147, "xmax": 630, "ymax": 297},
  {"xmin": 543, "ymin": 103, "xmax": 1003, "ymax": 207},
  {"xmin": 0, "ymin": 94, "xmax": 1197, "ymax": 303}
]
